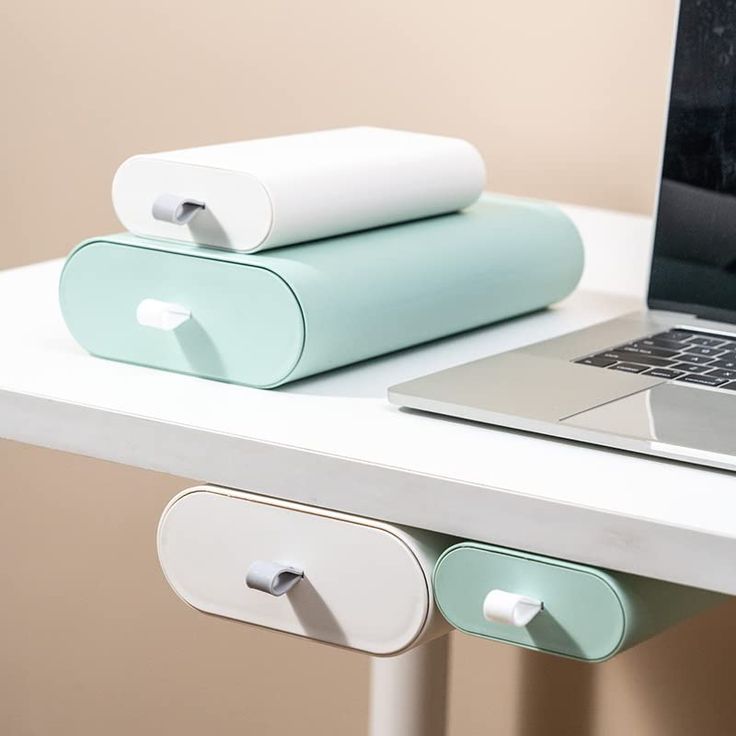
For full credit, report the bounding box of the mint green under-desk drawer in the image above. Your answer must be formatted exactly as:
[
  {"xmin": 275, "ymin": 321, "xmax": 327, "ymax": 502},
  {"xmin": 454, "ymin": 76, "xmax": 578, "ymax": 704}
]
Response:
[{"xmin": 433, "ymin": 543, "xmax": 724, "ymax": 662}]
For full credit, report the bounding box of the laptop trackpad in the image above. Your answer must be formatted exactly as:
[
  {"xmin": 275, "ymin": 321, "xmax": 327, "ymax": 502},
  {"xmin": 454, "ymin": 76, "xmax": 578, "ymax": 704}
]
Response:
[{"xmin": 561, "ymin": 383, "xmax": 736, "ymax": 457}]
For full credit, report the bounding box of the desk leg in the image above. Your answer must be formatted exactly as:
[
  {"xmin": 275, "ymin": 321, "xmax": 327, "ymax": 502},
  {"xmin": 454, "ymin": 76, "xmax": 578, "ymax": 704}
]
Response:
[{"xmin": 368, "ymin": 634, "xmax": 450, "ymax": 736}]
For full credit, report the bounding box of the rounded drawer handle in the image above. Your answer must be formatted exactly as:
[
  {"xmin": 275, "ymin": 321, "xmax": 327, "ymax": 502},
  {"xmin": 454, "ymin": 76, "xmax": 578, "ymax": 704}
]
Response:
[
  {"xmin": 136, "ymin": 298, "xmax": 191, "ymax": 331},
  {"xmin": 152, "ymin": 193, "xmax": 206, "ymax": 225},
  {"xmin": 245, "ymin": 561, "xmax": 304, "ymax": 596},
  {"xmin": 483, "ymin": 589, "xmax": 543, "ymax": 627}
]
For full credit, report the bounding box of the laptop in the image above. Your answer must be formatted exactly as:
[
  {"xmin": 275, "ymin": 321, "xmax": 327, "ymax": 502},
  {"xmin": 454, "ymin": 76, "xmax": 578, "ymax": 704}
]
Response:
[{"xmin": 389, "ymin": 0, "xmax": 736, "ymax": 472}]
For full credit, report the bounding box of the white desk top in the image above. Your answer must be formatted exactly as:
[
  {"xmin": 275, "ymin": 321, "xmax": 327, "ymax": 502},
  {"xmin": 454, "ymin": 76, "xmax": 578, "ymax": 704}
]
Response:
[{"xmin": 3, "ymin": 203, "xmax": 736, "ymax": 595}]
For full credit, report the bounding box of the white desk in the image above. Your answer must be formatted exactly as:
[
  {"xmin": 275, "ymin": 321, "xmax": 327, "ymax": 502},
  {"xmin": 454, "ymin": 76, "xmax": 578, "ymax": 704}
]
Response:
[
  {"xmin": 6, "ymin": 201, "xmax": 736, "ymax": 735},
  {"xmin": 2, "ymin": 203, "xmax": 735, "ymax": 602}
]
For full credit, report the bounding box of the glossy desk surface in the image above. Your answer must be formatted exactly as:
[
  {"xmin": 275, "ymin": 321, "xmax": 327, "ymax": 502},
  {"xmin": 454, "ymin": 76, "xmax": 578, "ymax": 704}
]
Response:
[{"xmin": 3, "ymin": 202, "xmax": 736, "ymax": 594}]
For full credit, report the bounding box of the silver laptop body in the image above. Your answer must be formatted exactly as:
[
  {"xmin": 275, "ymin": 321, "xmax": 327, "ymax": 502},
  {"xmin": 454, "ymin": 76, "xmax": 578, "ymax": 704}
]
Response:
[{"xmin": 389, "ymin": 1, "xmax": 736, "ymax": 472}]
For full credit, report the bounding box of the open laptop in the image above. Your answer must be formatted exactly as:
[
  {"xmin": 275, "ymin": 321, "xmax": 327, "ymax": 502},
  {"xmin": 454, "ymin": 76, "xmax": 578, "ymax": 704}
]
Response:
[{"xmin": 389, "ymin": 0, "xmax": 736, "ymax": 472}]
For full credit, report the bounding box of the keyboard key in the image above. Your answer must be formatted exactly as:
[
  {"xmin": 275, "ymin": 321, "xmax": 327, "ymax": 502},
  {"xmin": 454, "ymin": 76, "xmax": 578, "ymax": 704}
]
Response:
[
  {"xmin": 711, "ymin": 358, "xmax": 736, "ymax": 370},
  {"xmin": 641, "ymin": 337, "xmax": 692, "ymax": 350},
  {"xmin": 687, "ymin": 336, "xmax": 730, "ymax": 348},
  {"xmin": 670, "ymin": 362, "xmax": 713, "ymax": 373},
  {"xmin": 721, "ymin": 381, "xmax": 736, "ymax": 391},
  {"xmin": 608, "ymin": 362, "xmax": 648, "ymax": 374},
  {"xmin": 705, "ymin": 368, "xmax": 736, "ymax": 380},
  {"xmin": 676, "ymin": 353, "xmax": 716, "ymax": 364},
  {"xmin": 618, "ymin": 344, "xmax": 680, "ymax": 358},
  {"xmin": 651, "ymin": 330, "xmax": 696, "ymax": 342},
  {"xmin": 716, "ymin": 351, "xmax": 736, "ymax": 362},
  {"xmin": 641, "ymin": 367, "xmax": 685, "ymax": 379},
  {"xmin": 680, "ymin": 346, "xmax": 726, "ymax": 357},
  {"xmin": 599, "ymin": 351, "xmax": 674, "ymax": 367},
  {"xmin": 576, "ymin": 355, "xmax": 617, "ymax": 368},
  {"xmin": 675, "ymin": 374, "xmax": 729, "ymax": 387},
  {"xmin": 571, "ymin": 329, "xmax": 736, "ymax": 380}
]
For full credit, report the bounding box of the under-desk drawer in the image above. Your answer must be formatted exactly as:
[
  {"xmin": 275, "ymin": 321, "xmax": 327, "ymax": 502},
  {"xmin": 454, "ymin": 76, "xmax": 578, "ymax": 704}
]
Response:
[
  {"xmin": 433, "ymin": 542, "xmax": 723, "ymax": 662},
  {"xmin": 158, "ymin": 485, "xmax": 450, "ymax": 655}
]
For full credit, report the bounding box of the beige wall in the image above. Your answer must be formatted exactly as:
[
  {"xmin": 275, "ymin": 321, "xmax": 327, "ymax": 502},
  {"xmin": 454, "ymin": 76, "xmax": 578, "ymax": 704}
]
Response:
[
  {"xmin": 1, "ymin": 0, "xmax": 676, "ymax": 271},
  {"xmin": 5, "ymin": 1, "xmax": 736, "ymax": 735}
]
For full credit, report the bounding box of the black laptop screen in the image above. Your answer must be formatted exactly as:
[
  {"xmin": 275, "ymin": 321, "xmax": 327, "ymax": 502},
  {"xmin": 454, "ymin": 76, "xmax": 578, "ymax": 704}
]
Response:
[{"xmin": 649, "ymin": 0, "xmax": 736, "ymax": 322}]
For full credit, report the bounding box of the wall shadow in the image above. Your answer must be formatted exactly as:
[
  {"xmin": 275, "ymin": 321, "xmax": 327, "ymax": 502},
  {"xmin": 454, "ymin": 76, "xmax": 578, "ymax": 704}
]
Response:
[
  {"xmin": 516, "ymin": 649, "xmax": 596, "ymax": 736},
  {"xmin": 597, "ymin": 599, "xmax": 736, "ymax": 736}
]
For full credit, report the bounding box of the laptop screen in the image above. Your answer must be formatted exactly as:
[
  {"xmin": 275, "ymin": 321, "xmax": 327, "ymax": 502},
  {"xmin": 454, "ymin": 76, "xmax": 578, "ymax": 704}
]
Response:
[{"xmin": 649, "ymin": 0, "xmax": 736, "ymax": 323}]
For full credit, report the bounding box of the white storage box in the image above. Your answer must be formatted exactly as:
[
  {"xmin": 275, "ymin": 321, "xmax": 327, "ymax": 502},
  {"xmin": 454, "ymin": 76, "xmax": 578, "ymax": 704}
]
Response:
[{"xmin": 112, "ymin": 127, "xmax": 485, "ymax": 252}]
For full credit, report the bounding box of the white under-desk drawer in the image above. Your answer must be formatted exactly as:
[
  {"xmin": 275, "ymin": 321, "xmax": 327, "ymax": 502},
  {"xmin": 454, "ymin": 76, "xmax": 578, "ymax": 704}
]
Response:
[{"xmin": 157, "ymin": 485, "xmax": 450, "ymax": 655}]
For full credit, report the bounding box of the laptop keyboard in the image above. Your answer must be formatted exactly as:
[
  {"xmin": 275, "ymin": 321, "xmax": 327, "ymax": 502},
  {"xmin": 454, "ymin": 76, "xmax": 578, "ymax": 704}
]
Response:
[{"xmin": 573, "ymin": 328, "xmax": 736, "ymax": 391}]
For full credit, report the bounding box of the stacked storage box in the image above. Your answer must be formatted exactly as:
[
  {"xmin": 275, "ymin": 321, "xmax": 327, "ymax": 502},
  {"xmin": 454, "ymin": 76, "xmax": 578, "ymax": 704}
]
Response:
[{"xmin": 60, "ymin": 127, "xmax": 585, "ymax": 388}]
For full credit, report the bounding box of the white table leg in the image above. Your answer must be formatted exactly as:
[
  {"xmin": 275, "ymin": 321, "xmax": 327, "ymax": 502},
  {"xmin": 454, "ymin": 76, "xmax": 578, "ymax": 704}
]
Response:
[{"xmin": 369, "ymin": 634, "xmax": 450, "ymax": 736}]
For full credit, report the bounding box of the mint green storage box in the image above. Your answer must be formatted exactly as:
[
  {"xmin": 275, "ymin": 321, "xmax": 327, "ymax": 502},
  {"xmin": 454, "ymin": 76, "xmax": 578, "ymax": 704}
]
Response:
[
  {"xmin": 59, "ymin": 196, "xmax": 583, "ymax": 388},
  {"xmin": 434, "ymin": 543, "xmax": 724, "ymax": 662}
]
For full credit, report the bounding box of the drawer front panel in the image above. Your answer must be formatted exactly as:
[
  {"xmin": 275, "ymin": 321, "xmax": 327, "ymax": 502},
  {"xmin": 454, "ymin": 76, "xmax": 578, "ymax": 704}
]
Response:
[
  {"xmin": 60, "ymin": 240, "xmax": 305, "ymax": 388},
  {"xmin": 113, "ymin": 157, "xmax": 274, "ymax": 252},
  {"xmin": 434, "ymin": 544, "xmax": 627, "ymax": 661},
  {"xmin": 158, "ymin": 486, "xmax": 447, "ymax": 655}
]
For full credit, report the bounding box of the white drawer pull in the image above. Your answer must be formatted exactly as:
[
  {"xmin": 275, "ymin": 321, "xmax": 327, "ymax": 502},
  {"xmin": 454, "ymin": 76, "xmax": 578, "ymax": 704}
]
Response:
[
  {"xmin": 483, "ymin": 589, "xmax": 543, "ymax": 627},
  {"xmin": 136, "ymin": 298, "xmax": 191, "ymax": 331},
  {"xmin": 152, "ymin": 193, "xmax": 206, "ymax": 225},
  {"xmin": 246, "ymin": 561, "xmax": 304, "ymax": 596}
]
